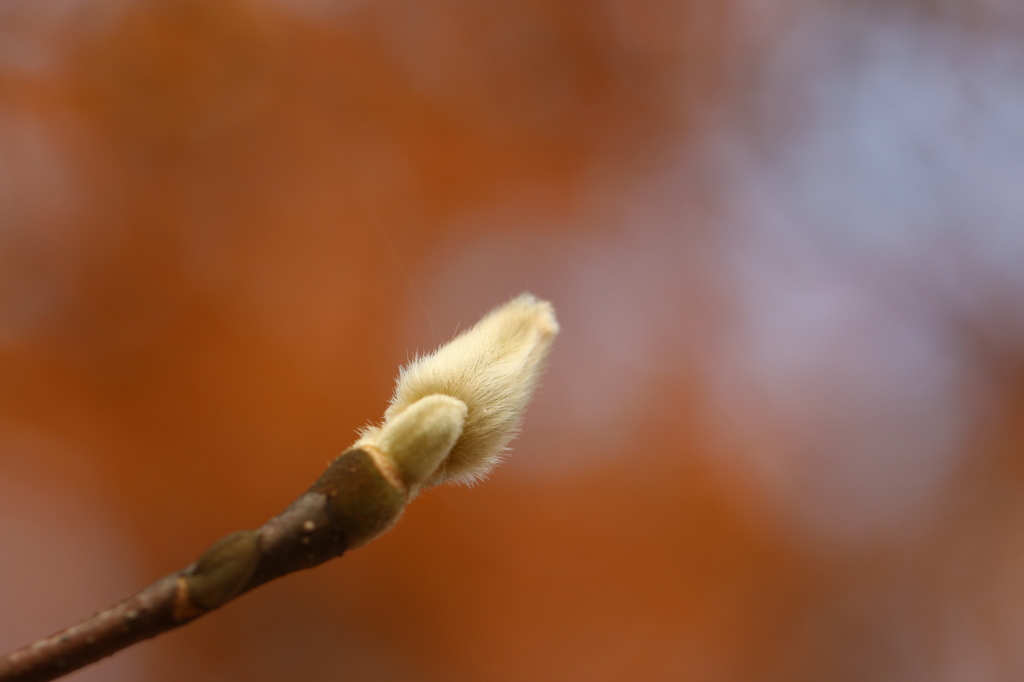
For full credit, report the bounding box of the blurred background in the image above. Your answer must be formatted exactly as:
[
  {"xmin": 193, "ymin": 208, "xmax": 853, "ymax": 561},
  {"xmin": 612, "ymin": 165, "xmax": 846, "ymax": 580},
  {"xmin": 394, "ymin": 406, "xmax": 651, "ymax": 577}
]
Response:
[{"xmin": 3, "ymin": 0, "xmax": 1024, "ymax": 680}]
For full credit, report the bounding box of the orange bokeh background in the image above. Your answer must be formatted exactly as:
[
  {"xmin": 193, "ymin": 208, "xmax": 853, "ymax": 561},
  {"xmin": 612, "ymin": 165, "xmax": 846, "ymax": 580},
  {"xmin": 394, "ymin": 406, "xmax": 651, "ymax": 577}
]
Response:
[{"xmin": 3, "ymin": 1, "xmax": 1024, "ymax": 680}]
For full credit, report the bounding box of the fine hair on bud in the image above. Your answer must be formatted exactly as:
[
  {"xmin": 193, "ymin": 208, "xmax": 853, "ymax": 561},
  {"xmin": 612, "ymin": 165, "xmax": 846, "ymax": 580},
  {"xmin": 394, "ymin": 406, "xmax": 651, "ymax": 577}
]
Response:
[{"xmin": 360, "ymin": 293, "xmax": 558, "ymax": 487}]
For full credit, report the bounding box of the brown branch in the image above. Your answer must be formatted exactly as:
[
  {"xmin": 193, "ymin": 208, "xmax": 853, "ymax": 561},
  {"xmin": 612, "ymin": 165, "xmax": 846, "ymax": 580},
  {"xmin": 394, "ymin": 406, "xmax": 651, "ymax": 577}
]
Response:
[
  {"xmin": 0, "ymin": 447, "xmax": 408, "ymax": 682},
  {"xmin": 0, "ymin": 293, "xmax": 560, "ymax": 682}
]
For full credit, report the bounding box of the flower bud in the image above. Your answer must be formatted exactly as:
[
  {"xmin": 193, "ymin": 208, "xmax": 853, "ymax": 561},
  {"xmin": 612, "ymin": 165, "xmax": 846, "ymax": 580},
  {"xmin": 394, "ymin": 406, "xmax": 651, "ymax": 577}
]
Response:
[{"xmin": 359, "ymin": 293, "xmax": 558, "ymax": 487}]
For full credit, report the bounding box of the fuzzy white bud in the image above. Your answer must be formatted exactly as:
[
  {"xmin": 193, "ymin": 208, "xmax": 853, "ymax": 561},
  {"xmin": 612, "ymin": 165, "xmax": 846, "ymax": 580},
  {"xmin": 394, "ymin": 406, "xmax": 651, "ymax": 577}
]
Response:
[{"xmin": 358, "ymin": 293, "xmax": 558, "ymax": 487}]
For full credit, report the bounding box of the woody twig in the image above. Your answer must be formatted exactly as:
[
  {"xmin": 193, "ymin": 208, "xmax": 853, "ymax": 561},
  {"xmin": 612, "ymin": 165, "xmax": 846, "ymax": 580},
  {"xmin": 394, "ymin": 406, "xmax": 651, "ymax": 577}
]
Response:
[{"xmin": 0, "ymin": 294, "xmax": 558, "ymax": 682}]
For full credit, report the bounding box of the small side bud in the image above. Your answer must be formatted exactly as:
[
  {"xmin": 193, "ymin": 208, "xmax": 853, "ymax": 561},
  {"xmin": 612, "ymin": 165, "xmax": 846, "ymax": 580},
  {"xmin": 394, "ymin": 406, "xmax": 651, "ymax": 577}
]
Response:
[
  {"xmin": 359, "ymin": 394, "xmax": 467, "ymax": 490},
  {"xmin": 185, "ymin": 530, "xmax": 260, "ymax": 610}
]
